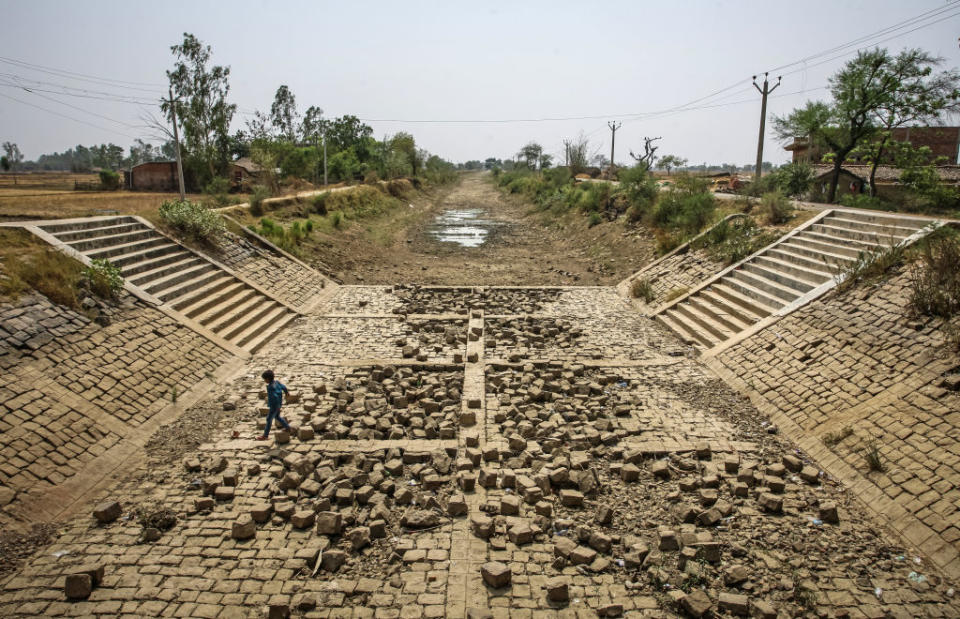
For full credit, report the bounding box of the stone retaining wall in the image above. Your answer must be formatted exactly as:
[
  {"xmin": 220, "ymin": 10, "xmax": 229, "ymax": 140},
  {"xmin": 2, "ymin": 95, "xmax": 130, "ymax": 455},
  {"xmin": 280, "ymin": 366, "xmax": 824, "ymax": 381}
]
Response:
[
  {"xmin": 0, "ymin": 292, "xmax": 228, "ymax": 522},
  {"xmin": 712, "ymin": 266, "xmax": 960, "ymax": 576}
]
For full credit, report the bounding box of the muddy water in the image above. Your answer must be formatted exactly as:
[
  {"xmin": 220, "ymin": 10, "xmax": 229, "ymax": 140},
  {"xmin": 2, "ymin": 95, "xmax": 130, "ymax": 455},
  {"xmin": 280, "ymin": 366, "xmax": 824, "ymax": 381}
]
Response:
[{"xmin": 427, "ymin": 209, "xmax": 501, "ymax": 248}]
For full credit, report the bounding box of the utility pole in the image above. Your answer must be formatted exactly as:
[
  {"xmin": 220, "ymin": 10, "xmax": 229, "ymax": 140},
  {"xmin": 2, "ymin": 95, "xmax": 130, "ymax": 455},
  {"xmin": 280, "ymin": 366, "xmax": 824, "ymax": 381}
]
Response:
[
  {"xmin": 752, "ymin": 72, "xmax": 781, "ymax": 180},
  {"xmin": 322, "ymin": 131, "xmax": 328, "ymax": 186},
  {"xmin": 607, "ymin": 121, "xmax": 622, "ymax": 168},
  {"xmin": 168, "ymin": 87, "xmax": 186, "ymax": 201}
]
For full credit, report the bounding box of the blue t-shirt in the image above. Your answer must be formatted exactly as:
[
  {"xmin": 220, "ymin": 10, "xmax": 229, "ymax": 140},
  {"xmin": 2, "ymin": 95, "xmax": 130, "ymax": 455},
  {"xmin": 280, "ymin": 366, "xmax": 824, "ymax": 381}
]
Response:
[{"xmin": 267, "ymin": 380, "xmax": 287, "ymax": 409}]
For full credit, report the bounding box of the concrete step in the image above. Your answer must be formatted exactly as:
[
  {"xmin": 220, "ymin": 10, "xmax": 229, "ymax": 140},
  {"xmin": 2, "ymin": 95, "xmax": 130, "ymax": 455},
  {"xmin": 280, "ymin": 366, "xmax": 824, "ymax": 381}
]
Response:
[
  {"xmin": 784, "ymin": 233, "xmax": 864, "ymax": 260},
  {"xmin": 714, "ymin": 277, "xmax": 785, "ymax": 313},
  {"xmin": 793, "ymin": 230, "xmax": 879, "ymax": 255},
  {"xmin": 54, "ymin": 221, "xmax": 148, "ymax": 243},
  {"xmin": 129, "ymin": 255, "xmax": 210, "ymax": 288},
  {"xmin": 833, "ymin": 209, "xmax": 935, "ymax": 230},
  {"xmin": 688, "ymin": 292, "xmax": 754, "ymax": 332},
  {"xmin": 205, "ymin": 293, "xmax": 265, "ymax": 335},
  {"xmin": 674, "ymin": 299, "xmax": 738, "ymax": 342},
  {"xmin": 40, "ymin": 217, "xmax": 137, "ymax": 235},
  {"xmin": 108, "ymin": 243, "xmax": 183, "ymax": 269},
  {"xmin": 752, "ymin": 255, "xmax": 833, "ymax": 286},
  {"xmin": 824, "ymin": 215, "xmax": 924, "ymax": 238},
  {"xmin": 809, "ymin": 222, "xmax": 907, "ymax": 246},
  {"xmin": 244, "ymin": 310, "xmax": 299, "ymax": 353},
  {"xmin": 119, "ymin": 249, "xmax": 193, "ymax": 278},
  {"xmin": 169, "ymin": 275, "xmax": 236, "ymax": 312},
  {"xmin": 86, "ymin": 237, "xmax": 173, "ymax": 261},
  {"xmin": 769, "ymin": 243, "xmax": 854, "ymax": 272},
  {"xmin": 192, "ymin": 286, "xmax": 258, "ymax": 325},
  {"xmin": 143, "ymin": 262, "xmax": 218, "ymax": 295},
  {"xmin": 231, "ymin": 305, "xmax": 292, "ymax": 348},
  {"xmin": 729, "ymin": 268, "xmax": 802, "ymax": 303},
  {"xmin": 656, "ymin": 310, "xmax": 716, "ymax": 348},
  {"xmin": 178, "ymin": 281, "xmax": 248, "ymax": 319},
  {"xmin": 221, "ymin": 300, "xmax": 284, "ymax": 342},
  {"xmin": 700, "ymin": 285, "xmax": 771, "ymax": 324},
  {"xmin": 741, "ymin": 262, "xmax": 816, "ymax": 294},
  {"xmin": 153, "ymin": 270, "xmax": 225, "ymax": 304},
  {"xmin": 67, "ymin": 229, "xmax": 159, "ymax": 253}
]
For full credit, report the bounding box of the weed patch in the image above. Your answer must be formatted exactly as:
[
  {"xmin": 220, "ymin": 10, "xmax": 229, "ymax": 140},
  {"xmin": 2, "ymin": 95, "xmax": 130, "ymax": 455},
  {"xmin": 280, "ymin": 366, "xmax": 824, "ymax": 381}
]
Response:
[
  {"xmin": 836, "ymin": 243, "xmax": 906, "ymax": 292},
  {"xmin": 909, "ymin": 228, "xmax": 960, "ymax": 319},
  {"xmin": 82, "ymin": 258, "xmax": 124, "ymax": 299},
  {"xmin": 630, "ymin": 278, "xmax": 655, "ymax": 303},
  {"xmin": 692, "ymin": 217, "xmax": 778, "ymax": 265}
]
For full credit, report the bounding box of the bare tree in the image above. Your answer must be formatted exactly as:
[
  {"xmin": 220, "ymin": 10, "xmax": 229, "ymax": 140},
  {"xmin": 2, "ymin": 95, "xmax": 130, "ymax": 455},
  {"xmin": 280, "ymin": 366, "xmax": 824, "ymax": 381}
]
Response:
[
  {"xmin": 629, "ymin": 136, "xmax": 662, "ymax": 171},
  {"xmin": 563, "ymin": 133, "xmax": 590, "ymax": 172}
]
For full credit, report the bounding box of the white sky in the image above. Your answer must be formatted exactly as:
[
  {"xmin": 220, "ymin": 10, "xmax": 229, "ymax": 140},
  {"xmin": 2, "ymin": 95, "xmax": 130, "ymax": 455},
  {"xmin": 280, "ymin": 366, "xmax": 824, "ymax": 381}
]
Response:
[{"xmin": 2, "ymin": 0, "xmax": 959, "ymax": 166}]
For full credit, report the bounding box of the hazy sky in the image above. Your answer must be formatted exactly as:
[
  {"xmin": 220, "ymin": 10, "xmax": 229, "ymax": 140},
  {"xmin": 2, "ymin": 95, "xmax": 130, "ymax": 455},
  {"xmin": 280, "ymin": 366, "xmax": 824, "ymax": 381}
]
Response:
[{"xmin": 2, "ymin": 0, "xmax": 959, "ymax": 166}]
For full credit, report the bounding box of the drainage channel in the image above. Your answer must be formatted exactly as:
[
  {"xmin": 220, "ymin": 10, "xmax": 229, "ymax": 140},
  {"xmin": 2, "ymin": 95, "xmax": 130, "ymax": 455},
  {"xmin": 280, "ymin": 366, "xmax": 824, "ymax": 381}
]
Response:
[{"xmin": 428, "ymin": 209, "xmax": 502, "ymax": 248}]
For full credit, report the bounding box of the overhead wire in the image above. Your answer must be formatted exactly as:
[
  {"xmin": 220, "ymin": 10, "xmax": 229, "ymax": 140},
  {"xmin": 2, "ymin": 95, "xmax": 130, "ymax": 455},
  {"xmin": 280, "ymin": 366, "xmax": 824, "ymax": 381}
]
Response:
[{"xmin": 0, "ymin": 91, "xmax": 139, "ymax": 140}]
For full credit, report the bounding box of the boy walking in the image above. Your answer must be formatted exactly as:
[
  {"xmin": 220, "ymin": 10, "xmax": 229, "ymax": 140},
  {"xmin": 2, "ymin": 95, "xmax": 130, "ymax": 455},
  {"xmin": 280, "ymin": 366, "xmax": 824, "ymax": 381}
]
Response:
[{"xmin": 257, "ymin": 369, "xmax": 293, "ymax": 440}]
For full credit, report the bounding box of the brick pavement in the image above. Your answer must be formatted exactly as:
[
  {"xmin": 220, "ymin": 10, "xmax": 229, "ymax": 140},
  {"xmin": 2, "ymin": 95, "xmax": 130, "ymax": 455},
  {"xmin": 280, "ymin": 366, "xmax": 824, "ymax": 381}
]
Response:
[{"xmin": 3, "ymin": 285, "xmax": 958, "ymax": 617}]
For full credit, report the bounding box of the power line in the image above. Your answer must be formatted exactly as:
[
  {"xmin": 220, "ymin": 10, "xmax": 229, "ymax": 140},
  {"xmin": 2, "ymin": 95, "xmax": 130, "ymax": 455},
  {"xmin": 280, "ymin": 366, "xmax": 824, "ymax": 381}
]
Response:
[
  {"xmin": 0, "ymin": 82, "xmax": 143, "ymax": 129},
  {"xmin": 764, "ymin": 1, "xmax": 960, "ymax": 74},
  {"xmin": 0, "ymin": 55, "xmax": 166, "ymax": 92},
  {"xmin": 0, "ymin": 91, "xmax": 139, "ymax": 140},
  {"xmin": 0, "ymin": 79, "xmax": 158, "ymax": 106},
  {"xmin": 0, "ymin": 72, "xmax": 163, "ymax": 104}
]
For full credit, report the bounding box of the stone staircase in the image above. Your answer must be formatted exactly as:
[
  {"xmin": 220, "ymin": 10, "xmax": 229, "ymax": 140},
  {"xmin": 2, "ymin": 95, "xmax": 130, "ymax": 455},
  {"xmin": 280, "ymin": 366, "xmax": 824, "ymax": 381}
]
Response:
[
  {"xmin": 653, "ymin": 208, "xmax": 938, "ymax": 351},
  {"xmin": 37, "ymin": 216, "xmax": 297, "ymax": 353}
]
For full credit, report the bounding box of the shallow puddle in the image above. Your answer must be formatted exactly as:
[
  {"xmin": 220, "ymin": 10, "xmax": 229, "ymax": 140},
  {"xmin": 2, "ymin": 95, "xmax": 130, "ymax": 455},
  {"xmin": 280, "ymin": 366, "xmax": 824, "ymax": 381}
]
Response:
[{"xmin": 428, "ymin": 209, "xmax": 500, "ymax": 247}]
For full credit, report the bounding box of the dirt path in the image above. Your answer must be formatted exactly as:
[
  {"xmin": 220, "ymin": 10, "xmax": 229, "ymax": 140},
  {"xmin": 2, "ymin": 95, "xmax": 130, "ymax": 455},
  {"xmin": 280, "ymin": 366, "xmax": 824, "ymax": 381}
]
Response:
[{"xmin": 326, "ymin": 172, "xmax": 656, "ymax": 286}]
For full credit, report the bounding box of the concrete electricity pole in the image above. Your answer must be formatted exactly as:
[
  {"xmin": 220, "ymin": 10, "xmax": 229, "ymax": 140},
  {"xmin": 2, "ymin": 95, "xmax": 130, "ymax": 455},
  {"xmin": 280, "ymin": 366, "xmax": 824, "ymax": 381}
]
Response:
[
  {"xmin": 607, "ymin": 121, "xmax": 622, "ymax": 168},
  {"xmin": 168, "ymin": 87, "xmax": 186, "ymax": 201},
  {"xmin": 752, "ymin": 73, "xmax": 781, "ymax": 180},
  {"xmin": 323, "ymin": 132, "xmax": 328, "ymax": 186}
]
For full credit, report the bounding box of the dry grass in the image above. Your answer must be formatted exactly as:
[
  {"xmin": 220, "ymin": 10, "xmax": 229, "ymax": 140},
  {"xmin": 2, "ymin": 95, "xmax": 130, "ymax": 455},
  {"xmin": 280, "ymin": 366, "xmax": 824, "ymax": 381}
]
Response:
[
  {"xmin": 0, "ymin": 228, "xmax": 83, "ymax": 307},
  {"xmin": 0, "ymin": 188, "xmax": 206, "ymax": 222}
]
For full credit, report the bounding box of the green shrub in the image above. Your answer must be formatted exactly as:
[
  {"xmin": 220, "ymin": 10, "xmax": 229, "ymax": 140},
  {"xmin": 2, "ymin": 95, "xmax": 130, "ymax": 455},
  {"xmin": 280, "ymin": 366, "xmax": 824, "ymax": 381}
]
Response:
[
  {"xmin": 204, "ymin": 177, "xmax": 232, "ymax": 206},
  {"xmin": 98, "ymin": 170, "xmax": 121, "ymax": 190},
  {"xmin": 250, "ymin": 186, "xmax": 270, "ymax": 217},
  {"xmin": 158, "ymin": 200, "xmax": 225, "ymax": 244},
  {"xmin": 691, "ymin": 217, "xmax": 777, "ymax": 265},
  {"xmin": 588, "ymin": 212, "xmax": 602, "ymax": 227},
  {"xmin": 758, "ymin": 191, "xmax": 793, "ymax": 225},
  {"xmin": 838, "ymin": 193, "xmax": 897, "ymax": 212},
  {"xmin": 774, "ymin": 162, "xmax": 814, "ymax": 197},
  {"xmin": 653, "ymin": 175, "xmax": 716, "ymax": 234},
  {"xmin": 332, "ymin": 211, "xmax": 343, "ymax": 229},
  {"xmin": 82, "ymin": 258, "xmax": 124, "ymax": 298}
]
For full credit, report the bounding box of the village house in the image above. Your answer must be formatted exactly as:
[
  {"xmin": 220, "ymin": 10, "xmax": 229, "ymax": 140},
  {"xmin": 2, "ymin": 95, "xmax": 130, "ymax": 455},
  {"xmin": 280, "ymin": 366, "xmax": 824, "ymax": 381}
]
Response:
[{"xmin": 785, "ymin": 126, "xmax": 960, "ymax": 165}]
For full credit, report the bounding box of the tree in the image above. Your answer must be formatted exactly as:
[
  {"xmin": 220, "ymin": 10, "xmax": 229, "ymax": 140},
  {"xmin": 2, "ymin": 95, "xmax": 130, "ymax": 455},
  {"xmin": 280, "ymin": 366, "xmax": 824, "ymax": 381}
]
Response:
[
  {"xmin": 391, "ymin": 132, "xmax": 420, "ymax": 176},
  {"xmin": 629, "ymin": 136, "xmax": 661, "ymax": 171},
  {"xmin": 538, "ymin": 153, "xmax": 553, "ymax": 170},
  {"xmin": 2, "ymin": 142, "xmax": 23, "ymax": 172},
  {"xmin": 326, "ymin": 115, "xmax": 374, "ymax": 155},
  {"xmin": 128, "ymin": 139, "xmax": 160, "ymax": 166},
  {"xmin": 773, "ymin": 48, "xmax": 957, "ymax": 203},
  {"xmin": 658, "ymin": 154, "xmax": 687, "ymax": 175},
  {"xmin": 0, "ymin": 156, "xmax": 8, "ymax": 172},
  {"xmin": 300, "ymin": 105, "xmax": 326, "ymax": 143},
  {"xmin": 852, "ymin": 49, "xmax": 960, "ymax": 196},
  {"xmin": 270, "ymin": 85, "xmax": 299, "ymax": 142},
  {"xmin": 518, "ymin": 142, "xmax": 543, "ymax": 170},
  {"xmin": 163, "ymin": 33, "xmax": 237, "ymax": 183}
]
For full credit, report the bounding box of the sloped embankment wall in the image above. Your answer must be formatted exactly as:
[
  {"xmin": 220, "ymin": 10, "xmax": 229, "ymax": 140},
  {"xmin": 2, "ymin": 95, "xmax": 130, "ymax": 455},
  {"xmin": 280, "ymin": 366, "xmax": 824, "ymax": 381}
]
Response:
[
  {"xmin": 0, "ymin": 292, "xmax": 228, "ymax": 525},
  {"xmin": 706, "ymin": 267, "xmax": 960, "ymax": 577}
]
